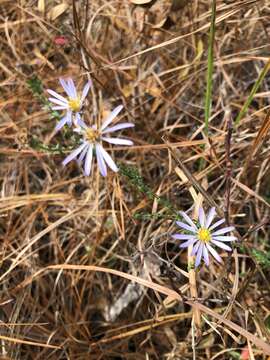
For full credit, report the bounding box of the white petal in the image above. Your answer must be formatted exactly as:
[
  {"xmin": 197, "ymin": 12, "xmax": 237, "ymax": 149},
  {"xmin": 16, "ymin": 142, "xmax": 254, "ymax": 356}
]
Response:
[
  {"xmin": 97, "ymin": 145, "xmax": 118, "ymax": 172},
  {"xmin": 179, "ymin": 211, "xmax": 197, "ymax": 230},
  {"xmin": 62, "ymin": 143, "xmax": 87, "ymax": 166},
  {"xmin": 102, "ymin": 137, "xmax": 133, "ymax": 146},
  {"xmin": 80, "ymin": 80, "xmax": 92, "ymax": 103},
  {"xmin": 48, "ymin": 97, "xmax": 67, "ymax": 106},
  {"xmin": 191, "ymin": 241, "xmax": 201, "ymax": 256},
  {"xmin": 55, "ymin": 116, "xmax": 68, "ymax": 132},
  {"xmin": 203, "ymin": 245, "xmax": 210, "ymax": 266},
  {"xmin": 74, "ymin": 112, "xmax": 82, "ymax": 127},
  {"xmin": 198, "ymin": 207, "xmax": 205, "ymax": 227},
  {"xmin": 212, "ymin": 235, "xmax": 237, "ymax": 242},
  {"xmin": 195, "ymin": 243, "xmax": 204, "ymax": 267},
  {"xmin": 67, "ymin": 78, "xmax": 77, "ymax": 98},
  {"xmin": 206, "ymin": 244, "xmax": 222, "ymax": 263},
  {"xmin": 205, "ymin": 207, "xmax": 216, "ymax": 228},
  {"xmin": 47, "ymin": 89, "xmax": 68, "ymax": 103},
  {"xmin": 59, "ymin": 78, "xmax": 72, "ymax": 97},
  {"xmin": 84, "ymin": 144, "xmax": 93, "ymax": 176},
  {"xmin": 66, "ymin": 111, "xmax": 72, "ymax": 126},
  {"xmin": 101, "ymin": 105, "xmax": 124, "ymax": 131},
  {"xmin": 211, "ymin": 240, "xmax": 232, "ymax": 251},
  {"xmin": 102, "ymin": 123, "xmax": 134, "ymax": 134},
  {"xmin": 172, "ymin": 234, "xmax": 196, "ymax": 240},
  {"xmin": 78, "ymin": 145, "xmax": 88, "ymax": 163},
  {"xmin": 176, "ymin": 221, "xmax": 197, "ymax": 233},
  {"xmin": 76, "ymin": 115, "xmax": 86, "ymax": 129},
  {"xmin": 212, "ymin": 226, "xmax": 235, "ymax": 236},
  {"xmin": 179, "ymin": 238, "xmax": 198, "ymax": 248},
  {"xmin": 96, "ymin": 144, "xmax": 107, "ymax": 176},
  {"xmin": 209, "ymin": 218, "xmax": 225, "ymax": 231},
  {"xmin": 51, "ymin": 105, "xmax": 68, "ymax": 110}
]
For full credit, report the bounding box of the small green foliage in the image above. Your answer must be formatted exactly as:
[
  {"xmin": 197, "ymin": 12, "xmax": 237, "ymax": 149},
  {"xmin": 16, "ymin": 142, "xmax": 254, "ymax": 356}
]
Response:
[
  {"xmin": 252, "ymin": 249, "xmax": 270, "ymax": 269},
  {"xmin": 27, "ymin": 75, "xmax": 61, "ymax": 121},
  {"xmin": 29, "ymin": 136, "xmax": 78, "ymax": 154},
  {"xmin": 188, "ymin": 260, "xmax": 195, "ymax": 271},
  {"xmin": 27, "ymin": 76, "xmax": 44, "ymax": 95},
  {"xmin": 29, "ymin": 136, "xmax": 65, "ymax": 154},
  {"xmin": 228, "ymin": 351, "xmax": 240, "ymax": 359},
  {"xmin": 119, "ymin": 164, "xmax": 178, "ymax": 218},
  {"xmin": 265, "ymin": 315, "xmax": 270, "ymax": 330},
  {"xmin": 204, "ymin": 0, "xmax": 216, "ymax": 135},
  {"xmin": 133, "ymin": 212, "xmax": 172, "ymax": 221}
]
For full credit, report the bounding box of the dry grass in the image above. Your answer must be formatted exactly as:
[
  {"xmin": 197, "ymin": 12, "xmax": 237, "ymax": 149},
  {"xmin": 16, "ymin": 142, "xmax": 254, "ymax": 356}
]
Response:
[{"xmin": 1, "ymin": 0, "xmax": 270, "ymax": 358}]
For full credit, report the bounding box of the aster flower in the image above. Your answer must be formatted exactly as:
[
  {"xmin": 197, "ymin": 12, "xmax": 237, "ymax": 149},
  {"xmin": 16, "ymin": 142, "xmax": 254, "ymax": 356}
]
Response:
[
  {"xmin": 172, "ymin": 207, "xmax": 236, "ymax": 267},
  {"xmin": 62, "ymin": 105, "xmax": 134, "ymax": 176},
  {"xmin": 47, "ymin": 78, "xmax": 91, "ymax": 131}
]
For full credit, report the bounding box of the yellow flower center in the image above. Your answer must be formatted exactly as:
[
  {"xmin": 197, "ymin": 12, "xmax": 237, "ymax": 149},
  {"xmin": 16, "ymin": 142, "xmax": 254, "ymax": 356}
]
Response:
[
  {"xmin": 68, "ymin": 98, "xmax": 81, "ymax": 112},
  {"xmin": 197, "ymin": 228, "xmax": 211, "ymax": 242},
  {"xmin": 85, "ymin": 128, "xmax": 99, "ymax": 142}
]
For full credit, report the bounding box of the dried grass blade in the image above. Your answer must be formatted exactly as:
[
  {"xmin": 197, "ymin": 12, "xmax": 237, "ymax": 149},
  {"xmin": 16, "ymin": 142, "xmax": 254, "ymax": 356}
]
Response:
[{"xmin": 187, "ymin": 301, "xmax": 270, "ymax": 354}]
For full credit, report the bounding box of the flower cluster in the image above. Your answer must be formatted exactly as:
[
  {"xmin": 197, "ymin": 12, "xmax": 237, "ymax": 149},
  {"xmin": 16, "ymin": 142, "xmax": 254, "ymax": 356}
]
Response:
[
  {"xmin": 172, "ymin": 207, "xmax": 236, "ymax": 267},
  {"xmin": 47, "ymin": 78, "xmax": 134, "ymax": 176},
  {"xmin": 47, "ymin": 78, "xmax": 236, "ymax": 269}
]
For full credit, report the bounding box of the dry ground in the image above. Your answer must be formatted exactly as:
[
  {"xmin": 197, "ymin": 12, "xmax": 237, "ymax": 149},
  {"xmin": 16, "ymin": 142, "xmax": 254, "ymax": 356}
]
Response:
[{"xmin": 0, "ymin": 0, "xmax": 270, "ymax": 359}]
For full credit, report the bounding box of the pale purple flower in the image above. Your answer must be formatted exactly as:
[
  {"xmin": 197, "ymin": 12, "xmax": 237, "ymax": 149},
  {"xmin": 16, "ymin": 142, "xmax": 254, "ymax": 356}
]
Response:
[
  {"xmin": 172, "ymin": 207, "xmax": 237, "ymax": 267},
  {"xmin": 62, "ymin": 105, "xmax": 134, "ymax": 176},
  {"xmin": 47, "ymin": 78, "xmax": 91, "ymax": 131}
]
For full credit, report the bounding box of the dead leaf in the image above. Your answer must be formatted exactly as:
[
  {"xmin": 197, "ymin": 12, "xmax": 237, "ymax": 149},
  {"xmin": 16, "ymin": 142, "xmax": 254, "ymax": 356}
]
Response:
[
  {"xmin": 37, "ymin": 0, "xmax": 45, "ymax": 14},
  {"xmin": 48, "ymin": 3, "xmax": 69, "ymax": 21},
  {"xmin": 195, "ymin": 39, "xmax": 204, "ymax": 62}
]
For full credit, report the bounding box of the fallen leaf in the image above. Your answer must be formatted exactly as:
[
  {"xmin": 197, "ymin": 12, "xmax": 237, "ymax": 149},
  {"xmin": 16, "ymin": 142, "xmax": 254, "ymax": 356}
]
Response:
[
  {"xmin": 48, "ymin": 3, "xmax": 69, "ymax": 21},
  {"xmin": 37, "ymin": 0, "xmax": 45, "ymax": 14}
]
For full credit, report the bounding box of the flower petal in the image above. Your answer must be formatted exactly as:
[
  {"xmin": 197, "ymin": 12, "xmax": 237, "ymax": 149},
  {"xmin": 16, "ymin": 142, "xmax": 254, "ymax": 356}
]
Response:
[
  {"xmin": 203, "ymin": 245, "xmax": 210, "ymax": 266},
  {"xmin": 176, "ymin": 221, "xmax": 197, "ymax": 233},
  {"xmin": 76, "ymin": 116, "xmax": 86, "ymax": 129},
  {"xmin": 195, "ymin": 242, "xmax": 204, "ymax": 267},
  {"xmin": 74, "ymin": 112, "xmax": 83, "ymax": 127},
  {"xmin": 48, "ymin": 97, "xmax": 67, "ymax": 106},
  {"xmin": 51, "ymin": 105, "xmax": 68, "ymax": 110},
  {"xmin": 55, "ymin": 116, "xmax": 68, "ymax": 132},
  {"xmin": 212, "ymin": 226, "xmax": 235, "ymax": 236},
  {"xmin": 62, "ymin": 142, "xmax": 87, "ymax": 166},
  {"xmin": 191, "ymin": 241, "xmax": 201, "ymax": 256},
  {"xmin": 96, "ymin": 144, "xmax": 107, "ymax": 176},
  {"xmin": 59, "ymin": 78, "xmax": 72, "ymax": 97},
  {"xmin": 211, "ymin": 240, "xmax": 232, "ymax": 251},
  {"xmin": 205, "ymin": 207, "xmax": 216, "ymax": 228},
  {"xmin": 179, "ymin": 211, "xmax": 197, "ymax": 230},
  {"xmin": 67, "ymin": 78, "xmax": 77, "ymax": 98},
  {"xmin": 78, "ymin": 145, "xmax": 88, "ymax": 163},
  {"xmin": 212, "ymin": 235, "xmax": 237, "ymax": 242},
  {"xmin": 47, "ymin": 89, "xmax": 68, "ymax": 103},
  {"xmin": 179, "ymin": 238, "xmax": 198, "ymax": 248},
  {"xmin": 102, "ymin": 137, "xmax": 133, "ymax": 146},
  {"xmin": 101, "ymin": 105, "xmax": 123, "ymax": 131},
  {"xmin": 206, "ymin": 243, "xmax": 222, "ymax": 263},
  {"xmin": 209, "ymin": 218, "xmax": 225, "ymax": 231},
  {"xmin": 198, "ymin": 207, "xmax": 205, "ymax": 227},
  {"xmin": 84, "ymin": 144, "xmax": 93, "ymax": 176},
  {"xmin": 97, "ymin": 145, "xmax": 118, "ymax": 172},
  {"xmin": 66, "ymin": 111, "xmax": 72, "ymax": 126},
  {"xmin": 80, "ymin": 80, "xmax": 92, "ymax": 103},
  {"xmin": 102, "ymin": 123, "xmax": 134, "ymax": 134},
  {"xmin": 172, "ymin": 234, "xmax": 196, "ymax": 241}
]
